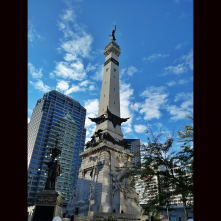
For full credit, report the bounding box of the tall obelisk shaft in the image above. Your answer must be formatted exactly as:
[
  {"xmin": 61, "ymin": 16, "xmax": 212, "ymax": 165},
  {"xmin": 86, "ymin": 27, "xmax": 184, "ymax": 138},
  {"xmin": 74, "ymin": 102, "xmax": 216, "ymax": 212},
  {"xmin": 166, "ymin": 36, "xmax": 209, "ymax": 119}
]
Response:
[{"xmin": 98, "ymin": 40, "xmax": 121, "ymax": 118}]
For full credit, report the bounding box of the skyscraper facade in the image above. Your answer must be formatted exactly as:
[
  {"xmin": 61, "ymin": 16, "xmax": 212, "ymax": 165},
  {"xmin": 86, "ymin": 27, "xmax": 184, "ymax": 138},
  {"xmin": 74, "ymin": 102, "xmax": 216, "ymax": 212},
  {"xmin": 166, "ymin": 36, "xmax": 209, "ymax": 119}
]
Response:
[
  {"xmin": 28, "ymin": 90, "xmax": 86, "ymax": 206},
  {"xmin": 124, "ymin": 139, "xmax": 141, "ymax": 164},
  {"xmin": 135, "ymin": 164, "xmax": 193, "ymax": 207}
]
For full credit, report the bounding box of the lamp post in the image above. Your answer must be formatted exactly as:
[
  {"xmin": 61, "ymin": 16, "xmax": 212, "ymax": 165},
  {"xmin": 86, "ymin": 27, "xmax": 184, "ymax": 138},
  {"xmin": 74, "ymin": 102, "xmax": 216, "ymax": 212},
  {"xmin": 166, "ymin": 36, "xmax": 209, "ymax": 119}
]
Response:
[{"xmin": 48, "ymin": 134, "xmax": 62, "ymax": 162}]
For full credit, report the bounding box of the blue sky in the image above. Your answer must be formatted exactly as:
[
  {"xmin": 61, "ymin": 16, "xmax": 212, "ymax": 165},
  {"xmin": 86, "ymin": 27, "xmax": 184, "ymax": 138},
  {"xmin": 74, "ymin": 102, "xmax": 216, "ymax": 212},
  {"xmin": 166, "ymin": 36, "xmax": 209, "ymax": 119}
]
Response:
[{"xmin": 28, "ymin": 0, "xmax": 193, "ymax": 149}]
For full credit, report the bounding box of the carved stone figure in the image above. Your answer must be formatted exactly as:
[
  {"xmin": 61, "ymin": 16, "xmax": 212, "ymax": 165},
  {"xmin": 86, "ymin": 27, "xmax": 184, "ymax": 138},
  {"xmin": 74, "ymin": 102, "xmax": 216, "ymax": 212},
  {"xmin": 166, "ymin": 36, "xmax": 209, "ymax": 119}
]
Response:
[
  {"xmin": 90, "ymin": 182, "xmax": 94, "ymax": 200},
  {"xmin": 46, "ymin": 160, "xmax": 62, "ymax": 190}
]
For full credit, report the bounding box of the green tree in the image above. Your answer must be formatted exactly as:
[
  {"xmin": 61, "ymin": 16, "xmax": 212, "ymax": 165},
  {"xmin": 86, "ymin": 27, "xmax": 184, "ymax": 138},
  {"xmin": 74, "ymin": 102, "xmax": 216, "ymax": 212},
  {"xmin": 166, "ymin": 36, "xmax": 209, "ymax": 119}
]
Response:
[{"xmin": 116, "ymin": 117, "xmax": 193, "ymax": 221}]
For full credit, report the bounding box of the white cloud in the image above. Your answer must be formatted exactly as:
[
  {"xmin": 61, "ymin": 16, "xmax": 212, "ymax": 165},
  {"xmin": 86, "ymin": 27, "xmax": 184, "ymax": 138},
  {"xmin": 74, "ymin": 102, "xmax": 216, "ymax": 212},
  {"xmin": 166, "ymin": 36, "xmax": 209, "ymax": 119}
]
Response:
[
  {"xmin": 163, "ymin": 49, "xmax": 193, "ymax": 75},
  {"xmin": 166, "ymin": 80, "xmax": 176, "ymax": 87},
  {"xmin": 178, "ymin": 79, "xmax": 188, "ymax": 85},
  {"xmin": 28, "ymin": 21, "xmax": 44, "ymax": 42},
  {"xmin": 86, "ymin": 63, "xmax": 98, "ymax": 72},
  {"xmin": 134, "ymin": 124, "xmax": 148, "ymax": 133},
  {"xmin": 54, "ymin": 61, "xmax": 86, "ymax": 81},
  {"xmin": 79, "ymin": 80, "xmax": 90, "ymax": 87},
  {"xmin": 127, "ymin": 66, "xmax": 138, "ymax": 76},
  {"xmin": 28, "ymin": 117, "xmax": 30, "ymax": 123},
  {"xmin": 91, "ymin": 64, "xmax": 104, "ymax": 81},
  {"xmin": 137, "ymin": 86, "xmax": 168, "ymax": 120},
  {"xmin": 30, "ymin": 80, "xmax": 51, "ymax": 93},
  {"xmin": 54, "ymin": 79, "xmax": 95, "ymax": 95},
  {"xmin": 28, "ymin": 63, "xmax": 43, "ymax": 79},
  {"xmin": 154, "ymin": 122, "xmax": 163, "ymax": 129},
  {"xmin": 167, "ymin": 92, "xmax": 193, "ymax": 121},
  {"xmin": 180, "ymin": 49, "xmax": 193, "ymax": 70},
  {"xmin": 175, "ymin": 41, "xmax": 188, "ymax": 49},
  {"xmin": 61, "ymin": 34, "xmax": 93, "ymax": 58},
  {"xmin": 89, "ymin": 85, "xmax": 95, "ymax": 91},
  {"xmin": 52, "ymin": 9, "xmax": 94, "ymax": 82},
  {"xmin": 84, "ymin": 99, "xmax": 99, "ymax": 128},
  {"xmin": 120, "ymin": 68, "xmax": 127, "ymax": 79},
  {"xmin": 65, "ymin": 84, "xmax": 83, "ymax": 95},
  {"xmin": 49, "ymin": 73, "xmax": 55, "ymax": 79},
  {"xmin": 163, "ymin": 63, "xmax": 187, "ymax": 75},
  {"xmin": 85, "ymin": 124, "xmax": 96, "ymax": 142},
  {"xmin": 64, "ymin": 53, "xmax": 78, "ymax": 61},
  {"xmin": 28, "ymin": 109, "xmax": 33, "ymax": 115},
  {"xmin": 174, "ymin": 92, "xmax": 192, "ymax": 102},
  {"xmin": 120, "ymin": 82, "xmax": 134, "ymax": 133},
  {"xmin": 167, "ymin": 104, "xmax": 192, "ymax": 121},
  {"xmin": 61, "ymin": 9, "xmax": 76, "ymax": 22},
  {"xmin": 130, "ymin": 103, "xmax": 140, "ymax": 111},
  {"xmin": 57, "ymin": 80, "xmax": 70, "ymax": 91},
  {"xmin": 143, "ymin": 53, "xmax": 169, "ymax": 62},
  {"xmin": 141, "ymin": 142, "xmax": 148, "ymax": 146}
]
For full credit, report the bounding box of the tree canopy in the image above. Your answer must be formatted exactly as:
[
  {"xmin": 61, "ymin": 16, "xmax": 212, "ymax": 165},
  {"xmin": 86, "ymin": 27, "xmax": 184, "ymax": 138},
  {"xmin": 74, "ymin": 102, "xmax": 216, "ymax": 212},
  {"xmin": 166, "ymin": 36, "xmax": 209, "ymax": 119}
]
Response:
[{"xmin": 116, "ymin": 116, "xmax": 193, "ymax": 221}]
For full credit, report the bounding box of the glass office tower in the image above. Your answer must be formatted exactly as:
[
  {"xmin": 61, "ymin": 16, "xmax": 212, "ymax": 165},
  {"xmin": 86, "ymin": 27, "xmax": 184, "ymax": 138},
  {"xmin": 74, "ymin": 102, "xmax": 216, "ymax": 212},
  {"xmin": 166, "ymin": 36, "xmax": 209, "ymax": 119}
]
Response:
[
  {"xmin": 124, "ymin": 139, "xmax": 141, "ymax": 164},
  {"xmin": 28, "ymin": 90, "xmax": 86, "ymax": 206}
]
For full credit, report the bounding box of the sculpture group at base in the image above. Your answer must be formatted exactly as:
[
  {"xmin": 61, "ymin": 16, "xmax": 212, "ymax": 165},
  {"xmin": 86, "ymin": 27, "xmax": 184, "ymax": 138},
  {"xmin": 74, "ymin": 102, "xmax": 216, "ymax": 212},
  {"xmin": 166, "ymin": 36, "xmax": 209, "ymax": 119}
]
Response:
[{"xmin": 85, "ymin": 129, "xmax": 129, "ymax": 150}]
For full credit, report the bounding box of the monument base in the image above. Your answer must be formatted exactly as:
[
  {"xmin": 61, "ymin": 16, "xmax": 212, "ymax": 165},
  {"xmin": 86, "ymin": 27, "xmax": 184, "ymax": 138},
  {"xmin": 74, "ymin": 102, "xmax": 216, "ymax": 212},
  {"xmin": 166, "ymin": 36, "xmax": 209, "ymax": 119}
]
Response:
[
  {"xmin": 73, "ymin": 211, "xmax": 149, "ymax": 221},
  {"xmin": 31, "ymin": 190, "xmax": 64, "ymax": 221}
]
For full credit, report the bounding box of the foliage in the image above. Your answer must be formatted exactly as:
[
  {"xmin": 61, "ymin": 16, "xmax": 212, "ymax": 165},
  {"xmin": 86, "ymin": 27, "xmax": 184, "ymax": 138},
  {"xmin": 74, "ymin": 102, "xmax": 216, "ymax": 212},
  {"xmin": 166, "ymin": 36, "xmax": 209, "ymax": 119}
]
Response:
[{"xmin": 115, "ymin": 116, "xmax": 193, "ymax": 221}]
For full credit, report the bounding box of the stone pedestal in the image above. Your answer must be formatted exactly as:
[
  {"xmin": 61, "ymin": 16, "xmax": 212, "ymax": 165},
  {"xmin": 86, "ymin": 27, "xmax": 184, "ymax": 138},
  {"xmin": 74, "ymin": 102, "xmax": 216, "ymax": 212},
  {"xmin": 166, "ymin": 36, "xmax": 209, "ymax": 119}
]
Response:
[
  {"xmin": 70, "ymin": 141, "xmax": 143, "ymax": 217},
  {"xmin": 31, "ymin": 190, "xmax": 64, "ymax": 221}
]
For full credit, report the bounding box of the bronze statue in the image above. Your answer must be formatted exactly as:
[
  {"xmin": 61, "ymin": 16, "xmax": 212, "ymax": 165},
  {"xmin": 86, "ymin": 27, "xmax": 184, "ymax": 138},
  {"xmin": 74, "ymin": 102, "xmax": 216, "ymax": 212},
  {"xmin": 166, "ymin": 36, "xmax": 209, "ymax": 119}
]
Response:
[
  {"xmin": 88, "ymin": 114, "xmax": 106, "ymax": 124},
  {"xmin": 89, "ymin": 106, "xmax": 129, "ymax": 128},
  {"xmin": 106, "ymin": 107, "xmax": 130, "ymax": 128},
  {"xmin": 43, "ymin": 161, "xmax": 55, "ymax": 190},
  {"xmin": 94, "ymin": 129, "xmax": 103, "ymax": 140},
  {"xmin": 108, "ymin": 25, "xmax": 116, "ymax": 41},
  {"xmin": 47, "ymin": 160, "xmax": 62, "ymax": 190}
]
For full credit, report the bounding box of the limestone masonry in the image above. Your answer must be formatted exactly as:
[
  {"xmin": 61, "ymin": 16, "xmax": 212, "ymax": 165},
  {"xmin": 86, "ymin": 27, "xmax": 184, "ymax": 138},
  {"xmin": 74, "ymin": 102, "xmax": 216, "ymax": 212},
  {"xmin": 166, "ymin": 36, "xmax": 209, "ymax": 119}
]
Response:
[{"xmin": 66, "ymin": 38, "xmax": 148, "ymax": 221}]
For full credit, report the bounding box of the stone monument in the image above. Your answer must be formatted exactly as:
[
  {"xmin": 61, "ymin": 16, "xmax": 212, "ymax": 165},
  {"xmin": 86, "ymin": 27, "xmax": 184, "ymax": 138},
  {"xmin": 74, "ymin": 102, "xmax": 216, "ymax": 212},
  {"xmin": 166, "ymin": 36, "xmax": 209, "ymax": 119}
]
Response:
[
  {"xmin": 66, "ymin": 26, "xmax": 148, "ymax": 221},
  {"xmin": 31, "ymin": 134, "xmax": 65, "ymax": 221}
]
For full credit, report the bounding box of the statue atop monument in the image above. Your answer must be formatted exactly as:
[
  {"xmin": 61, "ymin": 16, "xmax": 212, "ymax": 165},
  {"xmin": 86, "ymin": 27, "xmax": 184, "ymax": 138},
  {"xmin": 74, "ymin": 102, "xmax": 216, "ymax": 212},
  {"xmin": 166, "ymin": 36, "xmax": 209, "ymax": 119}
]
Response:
[{"xmin": 108, "ymin": 25, "xmax": 116, "ymax": 41}]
